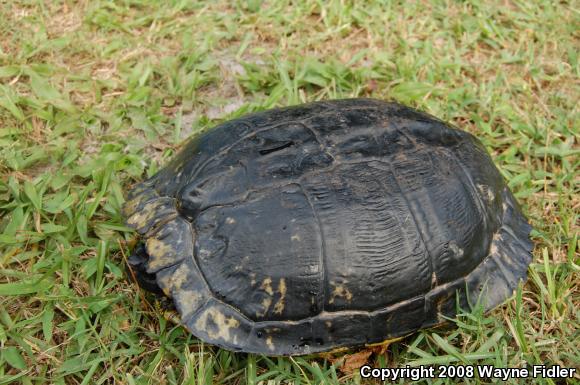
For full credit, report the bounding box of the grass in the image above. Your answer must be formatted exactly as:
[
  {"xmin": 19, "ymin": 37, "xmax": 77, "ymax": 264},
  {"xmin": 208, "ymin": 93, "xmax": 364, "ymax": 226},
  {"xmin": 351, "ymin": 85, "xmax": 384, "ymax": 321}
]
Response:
[{"xmin": 0, "ymin": 0, "xmax": 578, "ymax": 384}]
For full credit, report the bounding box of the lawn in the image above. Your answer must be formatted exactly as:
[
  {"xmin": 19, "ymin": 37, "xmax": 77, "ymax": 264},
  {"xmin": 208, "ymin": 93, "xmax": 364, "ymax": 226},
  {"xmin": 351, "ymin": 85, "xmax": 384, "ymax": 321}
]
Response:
[{"xmin": 0, "ymin": 0, "xmax": 578, "ymax": 384}]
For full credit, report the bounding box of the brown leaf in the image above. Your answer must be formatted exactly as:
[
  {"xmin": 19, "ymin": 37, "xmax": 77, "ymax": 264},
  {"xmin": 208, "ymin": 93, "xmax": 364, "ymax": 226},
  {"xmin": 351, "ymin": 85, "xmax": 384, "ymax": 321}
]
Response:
[
  {"xmin": 369, "ymin": 343, "xmax": 389, "ymax": 356},
  {"xmin": 339, "ymin": 349, "xmax": 374, "ymax": 374}
]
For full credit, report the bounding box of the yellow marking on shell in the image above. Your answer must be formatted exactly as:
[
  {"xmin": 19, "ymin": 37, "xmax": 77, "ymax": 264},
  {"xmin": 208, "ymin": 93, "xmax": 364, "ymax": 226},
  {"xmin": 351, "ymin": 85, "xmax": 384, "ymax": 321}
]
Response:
[
  {"xmin": 123, "ymin": 196, "xmax": 142, "ymax": 216},
  {"xmin": 156, "ymin": 273, "xmax": 173, "ymax": 297},
  {"xmin": 127, "ymin": 201, "xmax": 159, "ymax": 227},
  {"xmin": 490, "ymin": 233, "xmax": 502, "ymax": 255},
  {"xmin": 291, "ymin": 234, "xmax": 300, "ymax": 241},
  {"xmin": 487, "ymin": 190, "xmax": 494, "ymax": 202},
  {"xmin": 436, "ymin": 298, "xmax": 446, "ymax": 320},
  {"xmin": 266, "ymin": 336, "xmax": 275, "ymax": 351},
  {"xmin": 169, "ymin": 262, "xmax": 191, "ymax": 291},
  {"xmin": 326, "ymin": 346, "xmax": 350, "ymax": 354},
  {"xmin": 226, "ymin": 217, "xmax": 236, "ymax": 225},
  {"xmin": 431, "ymin": 272, "xmax": 438, "ymax": 287},
  {"xmin": 235, "ymin": 256, "xmax": 251, "ymax": 272},
  {"xmin": 146, "ymin": 238, "xmax": 175, "ymax": 269},
  {"xmin": 127, "ymin": 211, "xmax": 147, "ymax": 227},
  {"xmin": 176, "ymin": 289, "xmax": 204, "ymax": 319},
  {"xmin": 448, "ymin": 241, "xmax": 464, "ymax": 258},
  {"xmin": 329, "ymin": 283, "xmax": 353, "ymax": 304},
  {"xmin": 256, "ymin": 297, "xmax": 272, "ymax": 318},
  {"xmin": 477, "ymin": 184, "xmax": 495, "ymax": 202},
  {"xmin": 194, "ymin": 307, "xmax": 240, "ymax": 342},
  {"xmin": 273, "ymin": 278, "xmax": 287, "ymax": 315},
  {"xmin": 261, "ymin": 278, "xmax": 274, "ymax": 295}
]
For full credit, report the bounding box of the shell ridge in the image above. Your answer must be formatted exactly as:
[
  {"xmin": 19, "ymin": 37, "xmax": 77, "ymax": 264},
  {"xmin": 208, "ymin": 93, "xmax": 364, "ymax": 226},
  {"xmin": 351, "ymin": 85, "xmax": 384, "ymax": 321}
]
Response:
[
  {"xmin": 183, "ymin": 117, "xmax": 329, "ymax": 186},
  {"xmin": 183, "ymin": 156, "xmax": 470, "ymax": 213}
]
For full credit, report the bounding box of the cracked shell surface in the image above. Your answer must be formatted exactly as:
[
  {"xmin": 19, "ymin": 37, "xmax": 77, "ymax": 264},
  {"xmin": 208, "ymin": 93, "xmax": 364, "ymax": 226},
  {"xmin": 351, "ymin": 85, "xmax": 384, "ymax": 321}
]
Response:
[{"xmin": 124, "ymin": 99, "xmax": 533, "ymax": 355}]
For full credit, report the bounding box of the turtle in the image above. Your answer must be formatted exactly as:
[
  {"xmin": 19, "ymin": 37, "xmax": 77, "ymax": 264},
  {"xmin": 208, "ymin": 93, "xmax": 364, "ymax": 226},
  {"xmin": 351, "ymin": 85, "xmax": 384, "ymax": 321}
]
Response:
[{"xmin": 123, "ymin": 98, "xmax": 533, "ymax": 355}]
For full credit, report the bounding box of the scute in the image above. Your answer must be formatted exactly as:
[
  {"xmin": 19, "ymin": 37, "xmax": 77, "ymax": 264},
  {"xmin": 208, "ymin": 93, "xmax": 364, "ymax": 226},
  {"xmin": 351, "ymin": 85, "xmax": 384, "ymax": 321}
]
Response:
[
  {"xmin": 124, "ymin": 98, "xmax": 533, "ymax": 355},
  {"xmin": 194, "ymin": 185, "xmax": 323, "ymax": 321}
]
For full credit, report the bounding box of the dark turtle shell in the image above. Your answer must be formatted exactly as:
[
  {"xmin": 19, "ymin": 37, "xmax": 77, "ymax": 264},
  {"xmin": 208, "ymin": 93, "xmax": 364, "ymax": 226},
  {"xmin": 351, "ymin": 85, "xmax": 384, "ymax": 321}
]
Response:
[{"xmin": 123, "ymin": 99, "xmax": 533, "ymax": 355}]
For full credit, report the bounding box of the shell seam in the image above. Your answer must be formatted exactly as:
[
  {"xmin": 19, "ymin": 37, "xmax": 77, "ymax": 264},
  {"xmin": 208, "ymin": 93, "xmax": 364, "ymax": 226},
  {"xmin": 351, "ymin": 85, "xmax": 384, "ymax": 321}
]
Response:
[{"xmin": 299, "ymin": 182, "xmax": 328, "ymax": 314}]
